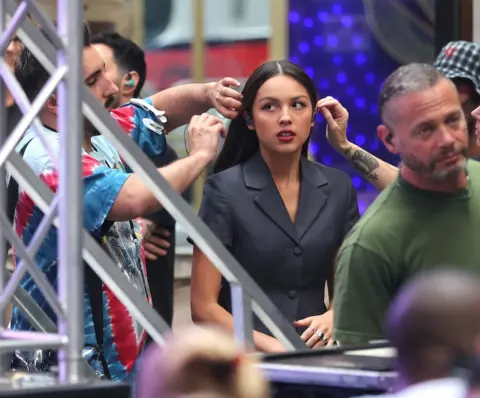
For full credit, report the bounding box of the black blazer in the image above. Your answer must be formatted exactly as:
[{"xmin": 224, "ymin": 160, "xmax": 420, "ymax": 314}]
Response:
[{"xmin": 197, "ymin": 152, "xmax": 359, "ymax": 335}]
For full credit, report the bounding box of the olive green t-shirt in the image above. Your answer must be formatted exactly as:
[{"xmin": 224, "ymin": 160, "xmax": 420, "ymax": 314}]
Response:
[{"xmin": 333, "ymin": 160, "xmax": 480, "ymax": 344}]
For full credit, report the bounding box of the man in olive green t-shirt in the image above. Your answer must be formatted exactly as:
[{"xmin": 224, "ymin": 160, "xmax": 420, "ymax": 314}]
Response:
[{"xmin": 333, "ymin": 63, "xmax": 480, "ymax": 345}]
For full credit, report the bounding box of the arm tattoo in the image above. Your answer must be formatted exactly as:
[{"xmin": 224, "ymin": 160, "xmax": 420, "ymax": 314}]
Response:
[{"xmin": 344, "ymin": 147, "xmax": 380, "ymax": 181}]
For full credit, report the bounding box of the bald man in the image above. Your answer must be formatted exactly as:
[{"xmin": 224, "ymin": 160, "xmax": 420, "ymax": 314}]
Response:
[{"xmin": 359, "ymin": 269, "xmax": 480, "ymax": 398}]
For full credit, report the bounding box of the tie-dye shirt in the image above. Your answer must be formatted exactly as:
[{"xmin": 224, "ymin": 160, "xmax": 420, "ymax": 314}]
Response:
[{"xmin": 11, "ymin": 97, "xmax": 166, "ymax": 381}]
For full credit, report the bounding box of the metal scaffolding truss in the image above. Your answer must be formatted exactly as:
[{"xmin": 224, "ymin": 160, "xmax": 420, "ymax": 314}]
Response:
[{"xmin": 0, "ymin": 0, "xmax": 304, "ymax": 385}]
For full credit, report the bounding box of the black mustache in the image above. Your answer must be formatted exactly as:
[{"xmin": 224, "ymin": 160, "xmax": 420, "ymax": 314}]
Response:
[{"xmin": 105, "ymin": 96, "xmax": 115, "ymax": 109}]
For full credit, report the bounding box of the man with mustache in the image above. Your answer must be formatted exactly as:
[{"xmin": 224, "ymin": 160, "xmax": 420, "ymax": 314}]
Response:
[
  {"xmin": 91, "ymin": 31, "xmax": 183, "ymax": 331},
  {"xmin": 10, "ymin": 22, "xmax": 242, "ymax": 380},
  {"xmin": 331, "ymin": 63, "xmax": 480, "ymax": 345},
  {"xmin": 326, "ymin": 41, "xmax": 480, "ymax": 191}
]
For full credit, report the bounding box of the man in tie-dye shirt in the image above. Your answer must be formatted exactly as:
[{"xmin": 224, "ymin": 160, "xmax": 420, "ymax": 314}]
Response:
[{"xmin": 10, "ymin": 22, "xmax": 242, "ymax": 380}]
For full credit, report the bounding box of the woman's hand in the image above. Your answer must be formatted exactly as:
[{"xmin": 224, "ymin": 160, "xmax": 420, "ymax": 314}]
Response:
[
  {"xmin": 316, "ymin": 96, "xmax": 349, "ymax": 152},
  {"xmin": 294, "ymin": 310, "xmax": 335, "ymax": 348}
]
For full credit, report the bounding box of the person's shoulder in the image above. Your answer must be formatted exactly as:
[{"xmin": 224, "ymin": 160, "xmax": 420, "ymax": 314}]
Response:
[
  {"xmin": 205, "ymin": 164, "xmax": 244, "ymax": 190},
  {"xmin": 111, "ymin": 97, "xmax": 166, "ymax": 134},
  {"xmin": 115, "ymin": 97, "xmax": 164, "ymax": 123},
  {"xmin": 19, "ymin": 128, "xmax": 60, "ymax": 152},
  {"xmin": 341, "ymin": 183, "xmax": 404, "ymax": 248},
  {"xmin": 18, "ymin": 128, "xmax": 60, "ymax": 174}
]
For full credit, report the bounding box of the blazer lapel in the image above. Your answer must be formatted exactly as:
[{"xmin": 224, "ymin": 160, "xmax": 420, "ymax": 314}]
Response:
[
  {"xmin": 243, "ymin": 153, "xmax": 301, "ymax": 246},
  {"xmin": 295, "ymin": 157, "xmax": 329, "ymax": 239}
]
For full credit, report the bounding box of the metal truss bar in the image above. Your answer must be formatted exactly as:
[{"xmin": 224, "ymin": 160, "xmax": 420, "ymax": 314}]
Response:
[
  {"xmin": 1, "ymin": 329, "xmax": 63, "ymax": 342},
  {"xmin": 12, "ymin": 286, "xmax": 57, "ymax": 333},
  {"xmin": 0, "ymin": 0, "xmax": 11, "ymax": 375},
  {"xmin": 7, "ymin": 150, "xmax": 172, "ymax": 345},
  {"xmin": 0, "ymin": 330, "xmax": 66, "ymax": 351},
  {"xmin": 0, "ymin": 0, "xmax": 7, "ymax": 283},
  {"xmin": 230, "ymin": 283, "xmax": 254, "ymax": 350},
  {"xmin": 0, "ymin": 0, "xmax": 27, "ymax": 53},
  {"xmin": 11, "ymin": 278, "xmax": 57, "ymax": 334},
  {"xmin": 5, "ymin": 1, "xmax": 56, "ymax": 73},
  {"xmin": 0, "ymin": 339, "xmax": 61, "ymax": 352},
  {"xmin": 6, "ymin": 0, "xmax": 304, "ymax": 350},
  {"xmin": 0, "ymin": 210, "xmax": 64, "ymax": 320},
  {"xmin": 56, "ymin": 0, "xmax": 85, "ymax": 382},
  {"xmin": 10, "ymin": 278, "xmax": 97, "ymax": 378},
  {"xmin": 0, "ymin": 60, "xmax": 58, "ymax": 166},
  {"xmin": 0, "ymin": 2, "xmax": 91, "ymax": 377},
  {"xmin": 26, "ymin": 1, "xmax": 63, "ymax": 50},
  {"xmin": 0, "ymin": 262, "xmax": 26, "ymax": 310},
  {"xmin": 5, "ymin": 0, "xmax": 55, "ymax": 76},
  {"xmin": 0, "ymin": 197, "xmax": 58, "ymax": 310},
  {"xmin": 0, "ymin": 67, "xmax": 66, "ymax": 170}
]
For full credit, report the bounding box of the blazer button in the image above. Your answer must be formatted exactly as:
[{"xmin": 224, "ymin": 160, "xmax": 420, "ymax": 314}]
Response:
[
  {"xmin": 288, "ymin": 290, "xmax": 298, "ymax": 299},
  {"xmin": 293, "ymin": 246, "xmax": 303, "ymax": 256}
]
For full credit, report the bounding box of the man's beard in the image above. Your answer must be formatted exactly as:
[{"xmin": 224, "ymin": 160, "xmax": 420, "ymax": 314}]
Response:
[
  {"xmin": 110, "ymin": 92, "xmax": 122, "ymax": 109},
  {"xmin": 401, "ymin": 147, "xmax": 468, "ymax": 181},
  {"xmin": 85, "ymin": 96, "xmax": 116, "ymax": 137},
  {"xmin": 85, "ymin": 117, "xmax": 100, "ymax": 137}
]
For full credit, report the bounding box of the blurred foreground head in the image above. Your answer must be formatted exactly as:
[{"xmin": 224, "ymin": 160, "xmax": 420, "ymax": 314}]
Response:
[
  {"xmin": 386, "ymin": 268, "xmax": 480, "ymax": 386},
  {"xmin": 135, "ymin": 326, "xmax": 270, "ymax": 398}
]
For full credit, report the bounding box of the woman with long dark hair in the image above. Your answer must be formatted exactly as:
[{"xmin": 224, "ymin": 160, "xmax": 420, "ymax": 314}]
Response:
[{"xmin": 190, "ymin": 60, "xmax": 359, "ymax": 352}]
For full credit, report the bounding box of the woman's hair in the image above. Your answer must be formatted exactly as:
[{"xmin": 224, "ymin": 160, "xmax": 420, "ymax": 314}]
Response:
[
  {"xmin": 213, "ymin": 60, "xmax": 318, "ymax": 174},
  {"xmin": 134, "ymin": 326, "xmax": 270, "ymax": 398}
]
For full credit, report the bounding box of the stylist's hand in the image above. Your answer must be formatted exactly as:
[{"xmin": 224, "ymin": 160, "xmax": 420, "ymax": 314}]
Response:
[
  {"xmin": 316, "ymin": 96, "xmax": 349, "ymax": 152},
  {"xmin": 294, "ymin": 310, "xmax": 334, "ymax": 348},
  {"xmin": 207, "ymin": 77, "xmax": 243, "ymax": 119},
  {"xmin": 188, "ymin": 113, "xmax": 226, "ymax": 162}
]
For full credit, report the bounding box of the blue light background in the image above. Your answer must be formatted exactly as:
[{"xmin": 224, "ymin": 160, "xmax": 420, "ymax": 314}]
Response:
[{"xmin": 289, "ymin": 0, "xmax": 433, "ymax": 195}]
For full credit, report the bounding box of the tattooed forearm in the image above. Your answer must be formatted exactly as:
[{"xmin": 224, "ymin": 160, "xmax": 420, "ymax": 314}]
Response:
[{"xmin": 344, "ymin": 147, "xmax": 380, "ymax": 181}]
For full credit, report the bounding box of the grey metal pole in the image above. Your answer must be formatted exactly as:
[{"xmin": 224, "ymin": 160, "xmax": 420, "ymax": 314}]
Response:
[
  {"xmin": 56, "ymin": 0, "xmax": 85, "ymax": 383},
  {"xmin": 0, "ymin": 0, "xmax": 11, "ymax": 375},
  {"xmin": 0, "ymin": 0, "xmax": 8, "ymax": 280}
]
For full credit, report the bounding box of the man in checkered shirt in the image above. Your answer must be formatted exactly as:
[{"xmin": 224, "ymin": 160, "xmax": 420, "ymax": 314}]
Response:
[{"xmin": 326, "ymin": 41, "xmax": 480, "ymax": 191}]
